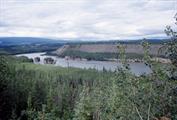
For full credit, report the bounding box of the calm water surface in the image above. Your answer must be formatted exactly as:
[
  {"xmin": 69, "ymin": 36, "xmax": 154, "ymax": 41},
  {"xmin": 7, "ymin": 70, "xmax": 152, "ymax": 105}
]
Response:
[{"xmin": 16, "ymin": 52, "xmax": 152, "ymax": 76}]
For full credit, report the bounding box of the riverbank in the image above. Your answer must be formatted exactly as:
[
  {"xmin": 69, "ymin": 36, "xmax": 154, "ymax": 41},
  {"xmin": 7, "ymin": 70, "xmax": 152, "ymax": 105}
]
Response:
[{"xmin": 46, "ymin": 51, "xmax": 171, "ymax": 64}]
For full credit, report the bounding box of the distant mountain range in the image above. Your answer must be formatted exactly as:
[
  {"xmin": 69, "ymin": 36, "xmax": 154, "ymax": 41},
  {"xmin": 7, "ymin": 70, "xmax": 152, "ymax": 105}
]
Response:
[
  {"xmin": 0, "ymin": 37, "xmax": 170, "ymax": 46},
  {"xmin": 0, "ymin": 37, "xmax": 67, "ymax": 46}
]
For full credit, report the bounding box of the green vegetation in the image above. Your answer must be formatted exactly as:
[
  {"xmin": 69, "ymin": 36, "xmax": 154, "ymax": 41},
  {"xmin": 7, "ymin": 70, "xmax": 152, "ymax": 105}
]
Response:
[
  {"xmin": 0, "ymin": 41, "xmax": 177, "ymax": 119},
  {"xmin": 0, "ymin": 14, "xmax": 177, "ymax": 120},
  {"xmin": 0, "ymin": 56, "xmax": 114, "ymax": 119},
  {"xmin": 0, "ymin": 43, "xmax": 63, "ymax": 55},
  {"xmin": 1, "ymin": 36, "xmax": 177, "ymax": 119},
  {"xmin": 59, "ymin": 50, "xmax": 146, "ymax": 61}
]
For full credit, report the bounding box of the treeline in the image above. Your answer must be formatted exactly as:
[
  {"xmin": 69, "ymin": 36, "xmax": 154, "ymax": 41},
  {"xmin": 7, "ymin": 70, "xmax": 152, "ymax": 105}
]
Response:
[
  {"xmin": 0, "ymin": 55, "xmax": 114, "ymax": 119},
  {"xmin": 59, "ymin": 50, "xmax": 119, "ymax": 61},
  {"xmin": 0, "ymin": 43, "xmax": 63, "ymax": 55},
  {"xmin": 59, "ymin": 50, "xmax": 162, "ymax": 61},
  {"xmin": 65, "ymin": 39, "xmax": 169, "ymax": 45}
]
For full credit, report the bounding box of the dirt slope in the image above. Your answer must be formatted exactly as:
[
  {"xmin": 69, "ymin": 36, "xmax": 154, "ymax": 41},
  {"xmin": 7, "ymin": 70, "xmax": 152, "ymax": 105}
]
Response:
[{"xmin": 54, "ymin": 44, "xmax": 163, "ymax": 55}]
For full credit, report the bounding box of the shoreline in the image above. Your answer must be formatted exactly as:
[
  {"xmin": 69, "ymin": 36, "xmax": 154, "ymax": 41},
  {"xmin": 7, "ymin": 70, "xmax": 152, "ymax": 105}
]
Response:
[{"xmin": 16, "ymin": 52, "xmax": 171, "ymax": 64}]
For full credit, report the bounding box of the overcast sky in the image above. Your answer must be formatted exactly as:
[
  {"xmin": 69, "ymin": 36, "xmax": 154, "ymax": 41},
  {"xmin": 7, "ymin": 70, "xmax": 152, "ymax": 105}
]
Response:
[{"xmin": 0, "ymin": 0, "xmax": 176, "ymax": 40}]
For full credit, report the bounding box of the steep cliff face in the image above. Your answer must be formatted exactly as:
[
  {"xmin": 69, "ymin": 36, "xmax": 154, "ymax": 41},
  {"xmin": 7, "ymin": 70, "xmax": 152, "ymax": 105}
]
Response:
[
  {"xmin": 54, "ymin": 44, "xmax": 164, "ymax": 56},
  {"xmin": 53, "ymin": 45, "xmax": 70, "ymax": 55}
]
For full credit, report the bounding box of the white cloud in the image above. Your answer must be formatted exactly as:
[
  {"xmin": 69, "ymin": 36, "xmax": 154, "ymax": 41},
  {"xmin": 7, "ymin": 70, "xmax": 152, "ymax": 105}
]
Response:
[{"xmin": 0, "ymin": 0, "xmax": 176, "ymax": 40}]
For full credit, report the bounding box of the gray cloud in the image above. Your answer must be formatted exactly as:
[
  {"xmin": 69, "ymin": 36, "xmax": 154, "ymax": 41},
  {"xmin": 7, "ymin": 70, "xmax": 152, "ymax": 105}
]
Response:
[
  {"xmin": 0, "ymin": 0, "xmax": 176, "ymax": 40},
  {"xmin": 0, "ymin": 21, "xmax": 9, "ymax": 27}
]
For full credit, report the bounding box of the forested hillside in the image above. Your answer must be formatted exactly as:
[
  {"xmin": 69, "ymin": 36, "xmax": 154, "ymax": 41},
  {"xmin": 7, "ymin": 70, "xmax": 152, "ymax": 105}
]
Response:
[{"xmin": 0, "ymin": 36, "xmax": 177, "ymax": 120}]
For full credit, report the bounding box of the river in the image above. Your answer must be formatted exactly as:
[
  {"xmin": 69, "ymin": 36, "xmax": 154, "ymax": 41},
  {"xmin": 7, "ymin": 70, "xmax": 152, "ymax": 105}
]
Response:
[{"xmin": 16, "ymin": 52, "xmax": 152, "ymax": 76}]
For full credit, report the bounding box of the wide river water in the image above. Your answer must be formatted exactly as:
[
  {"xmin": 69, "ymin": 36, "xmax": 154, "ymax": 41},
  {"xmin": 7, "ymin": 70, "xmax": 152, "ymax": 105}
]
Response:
[{"xmin": 16, "ymin": 52, "xmax": 152, "ymax": 76}]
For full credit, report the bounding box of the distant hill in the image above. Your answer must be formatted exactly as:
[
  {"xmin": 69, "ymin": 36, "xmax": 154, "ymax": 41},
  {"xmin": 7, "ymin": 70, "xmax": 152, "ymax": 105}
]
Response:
[
  {"xmin": 0, "ymin": 37, "xmax": 67, "ymax": 46},
  {"xmin": 0, "ymin": 37, "xmax": 169, "ymax": 46},
  {"xmin": 54, "ymin": 44, "xmax": 164, "ymax": 56},
  {"xmin": 53, "ymin": 39, "xmax": 168, "ymax": 56},
  {"xmin": 0, "ymin": 37, "xmax": 68, "ymax": 54},
  {"xmin": 67, "ymin": 39, "xmax": 169, "ymax": 45},
  {"xmin": 0, "ymin": 37, "xmax": 168, "ymax": 55}
]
